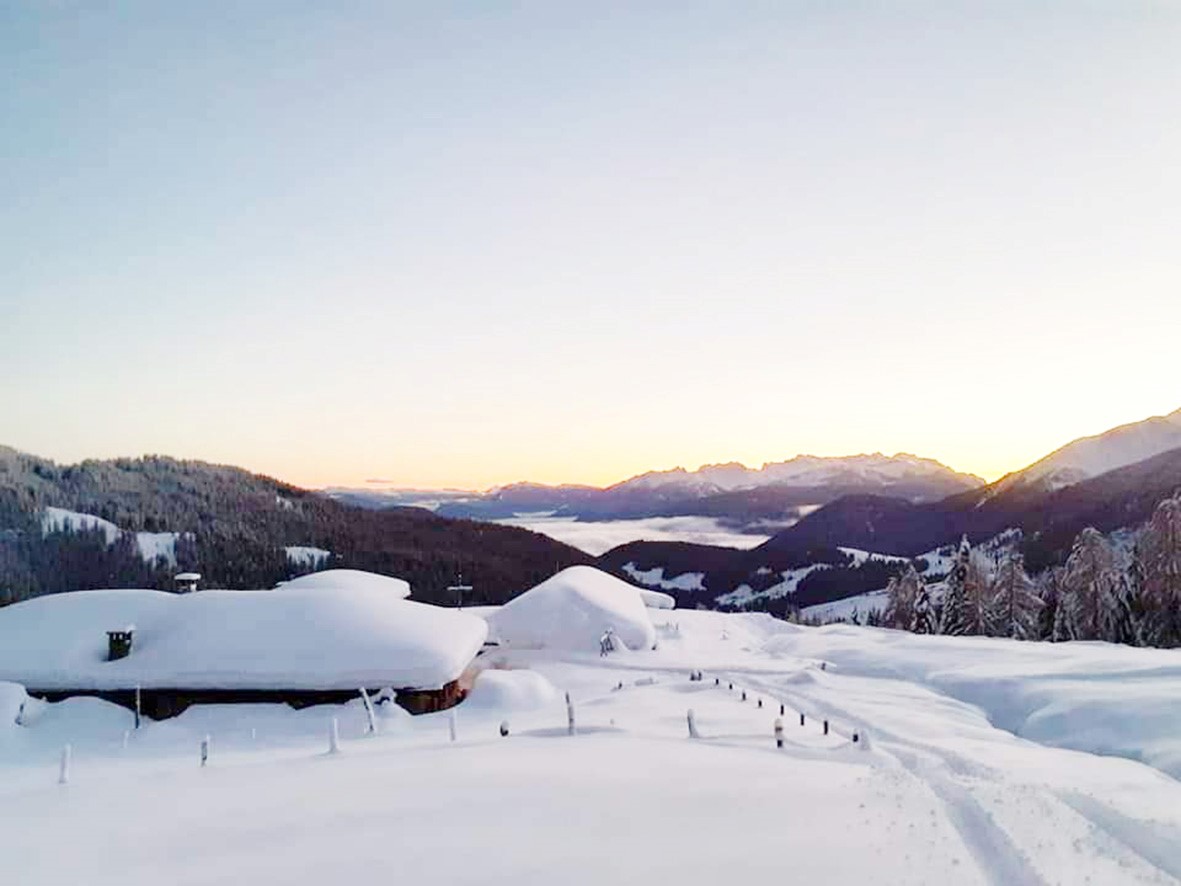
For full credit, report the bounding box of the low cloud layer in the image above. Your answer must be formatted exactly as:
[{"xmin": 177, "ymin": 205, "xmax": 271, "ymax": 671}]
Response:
[{"xmin": 495, "ymin": 515, "xmax": 771, "ymax": 557}]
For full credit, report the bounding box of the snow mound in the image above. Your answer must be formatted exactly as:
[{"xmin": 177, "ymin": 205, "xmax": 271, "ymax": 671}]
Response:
[
  {"xmin": 489, "ymin": 566, "xmax": 656, "ymax": 652},
  {"xmin": 0, "ymin": 681, "xmax": 29, "ymax": 728},
  {"xmin": 638, "ymin": 588, "xmax": 676, "ymax": 609},
  {"xmin": 464, "ymin": 669, "xmax": 560, "ymax": 711},
  {"xmin": 275, "ymin": 568, "xmax": 409, "ymax": 599}
]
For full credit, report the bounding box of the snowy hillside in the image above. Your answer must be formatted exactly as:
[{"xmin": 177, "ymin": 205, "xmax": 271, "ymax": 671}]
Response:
[
  {"xmin": 3, "ymin": 612, "xmax": 1181, "ymax": 885},
  {"xmin": 42, "ymin": 507, "xmax": 187, "ymax": 567},
  {"xmin": 996, "ymin": 407, "xmax": 1181, "ymax": 493}
]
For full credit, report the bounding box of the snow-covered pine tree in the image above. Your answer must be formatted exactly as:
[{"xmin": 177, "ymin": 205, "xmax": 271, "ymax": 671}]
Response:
[
  {"xmin": 909, "ymin": 568, "xmax": 937, "ymax": 634},
  {"xmin": 1059, "ymin": 528, "xmax": 1123, "ymax": 642},
  {"xmin": 1133, "ymin": 494, "xmax": 1181, "ymax": 647},
  {"xmin": 938, "ymin": 535, "xmax": 972, "ymax": 636},
  {"xmin": 962, "ymin": 550, "xmax": 997, "ymax": 636},
  {"xmin": 883, "ymin": 569, "xmax": 916, "ymax": 630},
  {"xmin": 1038, "ymin": 566, "xmax": 1066, "ymax": 641},
  {"xmin": 990, "ymin": 552, "xmax": 1042, "ymax": 640}
]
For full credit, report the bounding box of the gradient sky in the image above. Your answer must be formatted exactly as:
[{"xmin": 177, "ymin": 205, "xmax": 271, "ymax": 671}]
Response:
[{"xmin": 2, "ymin": 2, "xmax": 1179, "ymax": 490}]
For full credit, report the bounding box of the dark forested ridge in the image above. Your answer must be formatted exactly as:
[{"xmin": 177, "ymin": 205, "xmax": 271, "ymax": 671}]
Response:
[{"xmin": 0, "ymin": 446, "xmax": 590, "ymax": 606}]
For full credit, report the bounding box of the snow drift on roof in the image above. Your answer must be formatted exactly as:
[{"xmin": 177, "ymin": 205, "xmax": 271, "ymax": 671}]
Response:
[
  {"xmin": 0, "ymin": 573, "xmax": 484, "ymax": 692},
  {"xmin": 275, "ymin": 568, "xmax": 408, "ymax": 599},
  {"xmin": 489, "ymin": 566, "xmax": 656, "ymax": 652}
]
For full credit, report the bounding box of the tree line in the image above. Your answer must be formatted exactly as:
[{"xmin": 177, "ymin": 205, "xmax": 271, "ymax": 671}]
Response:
[{"xmin": 879, "ymin": 493, "xmax": 1181, "ymax": 647}]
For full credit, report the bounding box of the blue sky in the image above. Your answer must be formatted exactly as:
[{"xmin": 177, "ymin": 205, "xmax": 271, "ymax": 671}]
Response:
[{"xmin": 2, "ymin": 3, "xmax": 1179, "ymax": 488}]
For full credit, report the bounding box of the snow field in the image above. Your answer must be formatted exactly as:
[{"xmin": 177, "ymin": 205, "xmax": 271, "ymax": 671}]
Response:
[{"xmin": 3, "ymin": 611, "xmax": 1181, "ymax": 885}]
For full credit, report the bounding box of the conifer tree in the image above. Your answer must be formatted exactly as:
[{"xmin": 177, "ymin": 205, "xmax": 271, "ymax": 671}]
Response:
[
  {"xmin": 883, "ymin": 569, "xmax": 916, "ymax": 631},
  {"xmin": 1134, "ymin": 494, "xmax": 1181, "ymax": 647},
  {"xmin": 991, "ymin": 552, "xmax": 1042, "ymax": 640},
  {"xmin": 938, "ymin": 536, "xmax": 972, "ymax": 636},
  {"xmin": 1059, "ymin": 528, "xmax": 1122, "ymax": 641}
]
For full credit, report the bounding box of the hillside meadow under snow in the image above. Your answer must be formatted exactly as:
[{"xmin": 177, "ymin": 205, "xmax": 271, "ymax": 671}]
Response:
[{"xmin": 2, "ymin": 594, "xmax": 1180, "ymax": 885}]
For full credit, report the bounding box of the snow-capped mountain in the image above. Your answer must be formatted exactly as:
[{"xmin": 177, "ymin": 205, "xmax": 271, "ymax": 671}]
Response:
[
  {"xmin": 337, "ymin": 453, "xmax": 986, "ymax": 524},
  {"xmin": 994, "ymin": 407, "xmax": 1181, "ymax": 494},
  {"xmin": 613, "ymin": 453, "xmax": 983, "ymax": 496}
]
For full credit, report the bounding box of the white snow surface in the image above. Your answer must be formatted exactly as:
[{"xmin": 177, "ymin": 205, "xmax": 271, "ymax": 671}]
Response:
[
  {"xmin": 3, "ymin": 612, "xmax": 1181, "ymax": 885},
  {"xmin": 41, "ymin": 506, "xmax": 121, "ymax": 545},
  {"xmin": 621, "ymin": 562, "xmax": 702, "ymax": 594},
  {"xmin": 40, "ymin": 508, "xmax": 188, "ymax": 566},
  {"xmin": 134, "ymin": 531, "xmax": 182, "ymax": 566},
  {"xmin": 283, "ymin": 546, "xmax": 331, "ymax": 569},
  {"xmin": 489, "ymin": 566, "xmax": 657, "ymax": 652},
  {"xmin": 801, "ymin": 589, "xmax": 890, "ymax": 622},
  {"xmin": 0, "ymin": 573, "xmax": 481, "ymax": 691},
  {"xmin": 764, "ymin": 622, "xmax": 1181, "ymax": 779},
  {"xmin": 464, "ymin": 668, "xmax": 560, "ymax": 711},
  {"xmin": 274, "ymin": 567, "xmax": 408, "ymax": 599}
]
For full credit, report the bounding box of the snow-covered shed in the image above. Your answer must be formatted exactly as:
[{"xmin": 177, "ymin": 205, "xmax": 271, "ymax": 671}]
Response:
[
  {"xmin": 0, "ymin": 570, "xmax": 487, "ymax": 718},
  {"xmin": 488, "ymin": 565, "xmax": 658, "ymax": 653}
]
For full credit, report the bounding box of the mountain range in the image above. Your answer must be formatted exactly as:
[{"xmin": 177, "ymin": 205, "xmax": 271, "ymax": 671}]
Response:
[
  {"xmin": 601, "ymin": 407, "xmax": 1181, "ymax": 610},
  {"xmin": 329, "ymin": 452, "xmax": 985, "ymax": 528},
  {"xmin": 4, "ymin": 406, "xmax": 1179, "ymax": 616}
]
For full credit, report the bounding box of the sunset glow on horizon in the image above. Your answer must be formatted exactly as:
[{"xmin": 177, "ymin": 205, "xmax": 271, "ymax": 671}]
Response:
[{"xmin": 3, "ymin": 5, "xmax": 1179, "ymax": 493}]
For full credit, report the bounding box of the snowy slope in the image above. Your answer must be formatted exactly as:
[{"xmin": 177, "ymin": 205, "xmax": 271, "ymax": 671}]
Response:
[
  {"xmin": 997, "ymin": 407, "xmax": 1181, "ymax": 493},
  {"xmin": 2, "ymin": 612, "xmax": 1181, "ymax": 886},
  {"xmin": 41, "ymin": 507, "xmax": 121, "ymax": 545},
  {"xmin": 41, "ymin": 507, "xmax": 188, "ymax": 566},
  {"xmin": 283, "ymin": 546, "xmax": 331, "ymax": 570},
  {"xmin": 621, "ymin": 562, "xmax": 704, "ymax": 592}
]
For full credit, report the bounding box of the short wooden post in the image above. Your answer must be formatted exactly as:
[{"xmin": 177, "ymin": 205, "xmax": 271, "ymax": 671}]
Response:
[
  {"xmin": 687, "ymin": 708, "xmax": 700, "ymax": 739},
  {"xmin": 799, "ymin": 713, "xmax": 805, "ymax": 727},
  {"xmin": 58, "ymin": 744, "xmax": 71, "ymax": 785},
  {"xmin": 774, "ymin": 718, "xmax": 784, "ymax": 749},
  {"xmin": 200, "ymin": 735, "xmax": 210, "ymax": 767},
  {"xmin": 448, "ymin": 709, "xmax": 457, "ymax": 742},
  {"xmin": 714, "ymin": 677, "xmax": 719, "ymax": 686},
  {"xmin": 741, "ymin": 690, "xmax": 746, "ymax": 701},
  {"xmin": 728, "ymin": 682, "xmax": 733, "ymax": 690},
  {"xmin": 780, "ymin": 703, "xmax": 785, "ymax": 716},
  {"xmin": 757, "ymin": 698, "xmax": 763, "ymax": 708},
  {"xmin": 499, "ymin": 720, "xmax": 510, "ymax": 737},
  {"xmin": 823, "ymin": 719, "xmax": 829, "ymax": 736},
  {"xmin": 134, "ymin": 685, "xmax": 142, "ymax": 730},
  {"xmin": 15, "ymin": 700, "xmax": 26, "ymax": 726},
  {"xmin": 566, "ymin": 692, "xmax": 576, "ymax": 736},
  {"xmin": 359, "ymin": 688, "xmax": 377, "ymax": 735},
  {"xmin": 328, "ymin": 717, "xmax": 341, "ymax": 754}
]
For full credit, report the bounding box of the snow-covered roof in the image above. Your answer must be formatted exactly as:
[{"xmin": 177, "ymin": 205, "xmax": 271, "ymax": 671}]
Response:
[
  {"xmin": 0, "ymin": 572, "xmax": 485, "ymax": 692},
  {"xmin": 488, "ymin": 565, "xmax": 656, "ymax": 652},
  {"xmin": 274, "ymin": 568, "xmax": 409, "ymax": 599}
]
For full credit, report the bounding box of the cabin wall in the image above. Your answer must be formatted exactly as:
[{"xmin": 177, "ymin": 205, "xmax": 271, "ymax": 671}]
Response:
[{"xmin": 29, "ymin": 681, "xmax": 467, "ymax": 720}]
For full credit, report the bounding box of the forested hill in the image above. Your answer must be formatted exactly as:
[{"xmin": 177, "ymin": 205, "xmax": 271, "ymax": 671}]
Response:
[{"xmin": 0, "ymin": 447, "xmax": 590, "ymax": 606}]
